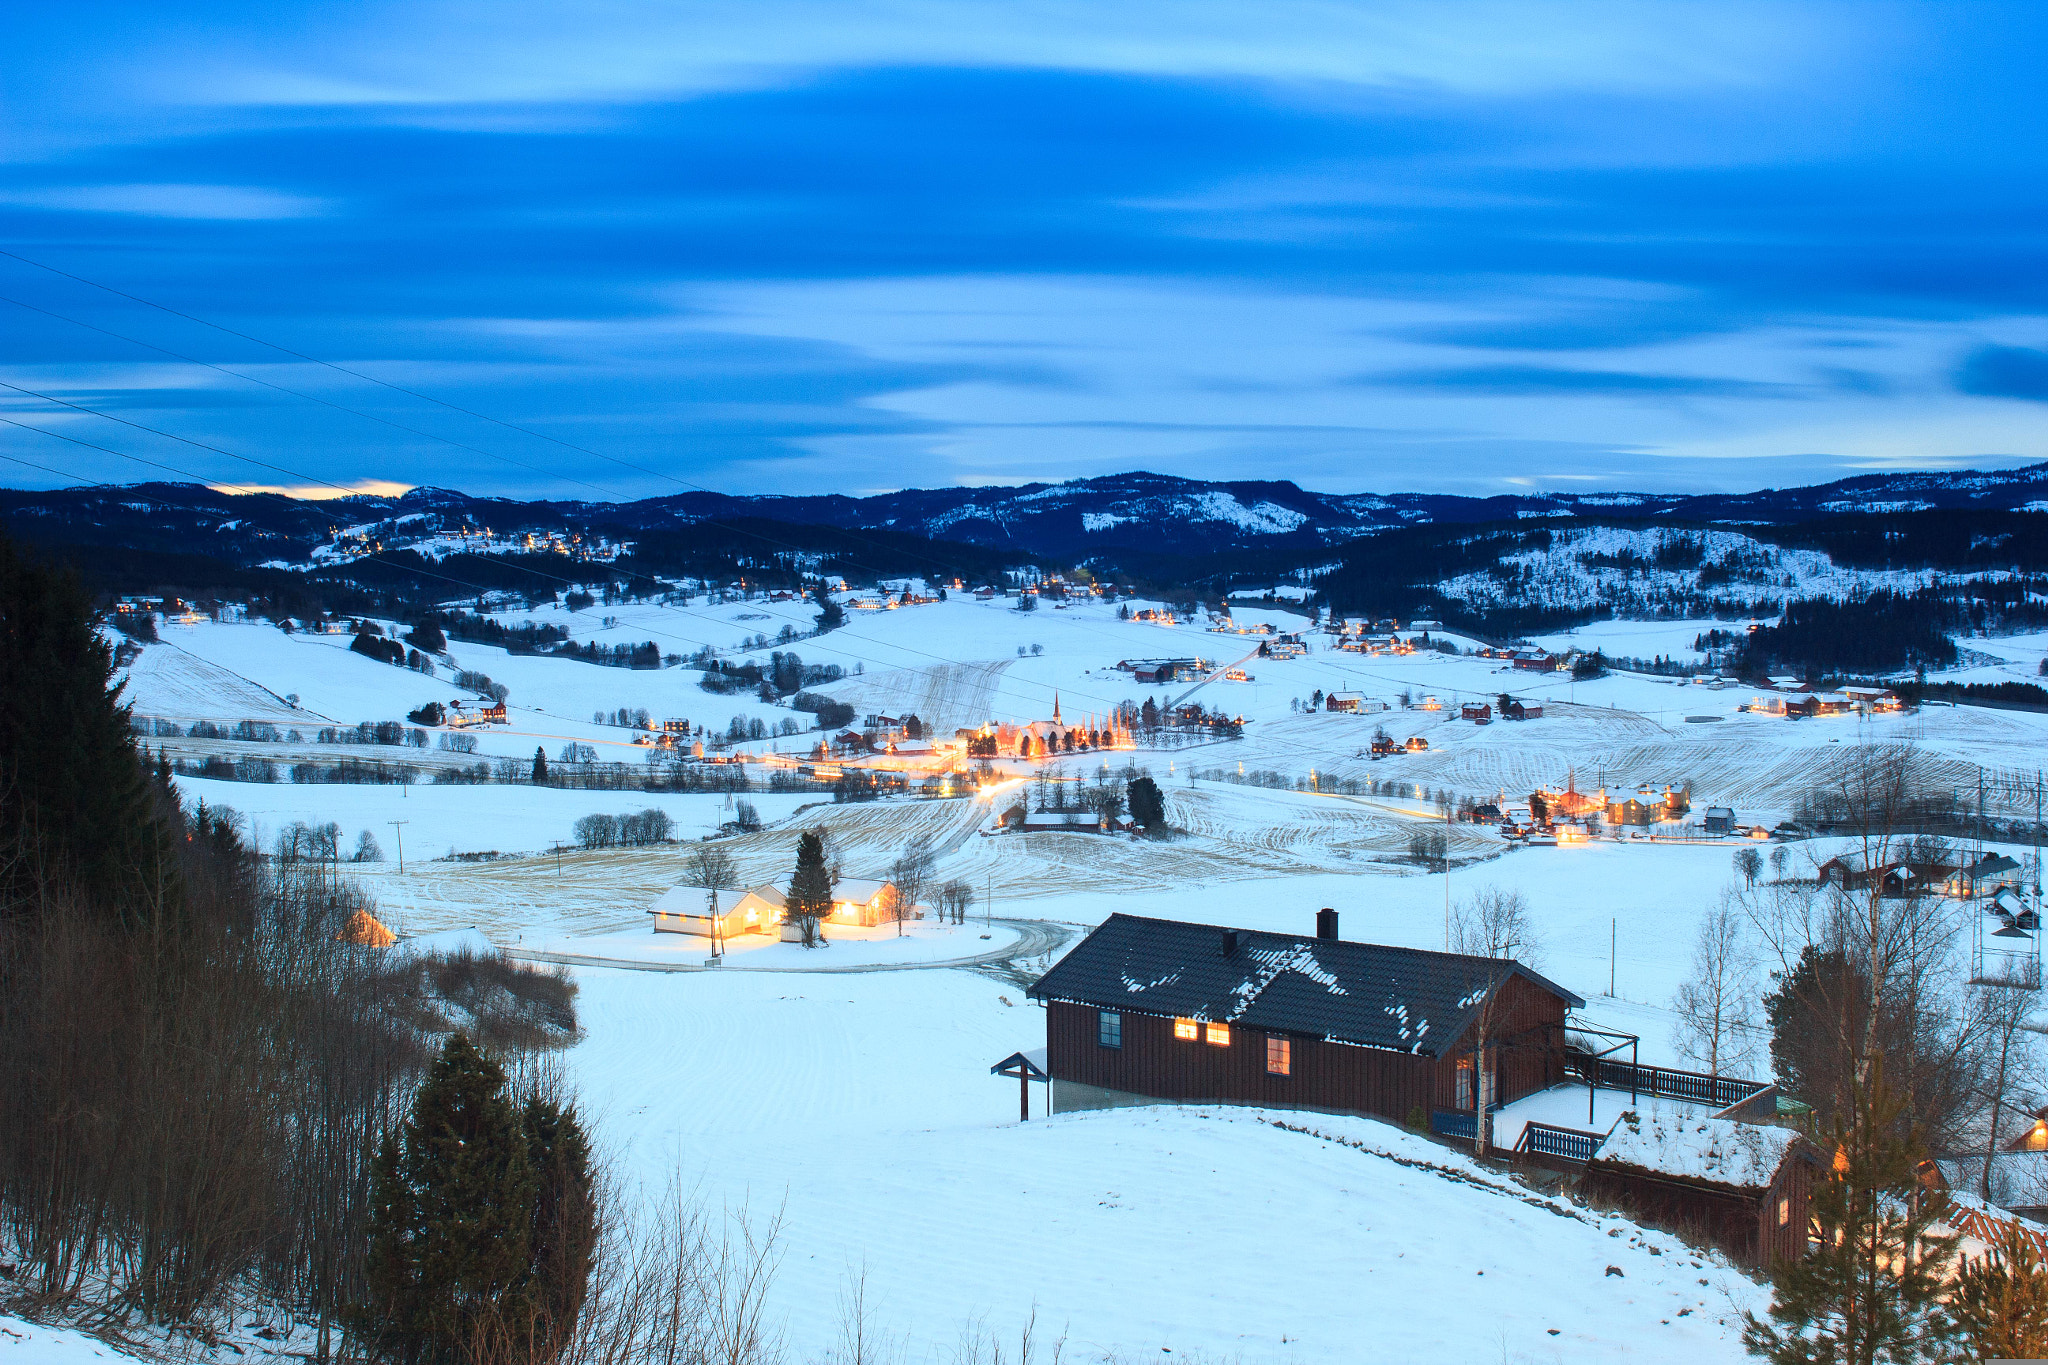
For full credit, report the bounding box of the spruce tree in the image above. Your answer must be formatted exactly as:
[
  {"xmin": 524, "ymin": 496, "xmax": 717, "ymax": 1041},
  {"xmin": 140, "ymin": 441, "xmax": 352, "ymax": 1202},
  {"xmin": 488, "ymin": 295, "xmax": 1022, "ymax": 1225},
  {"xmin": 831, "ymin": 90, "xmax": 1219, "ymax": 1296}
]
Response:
[
  {"xmin": 1743, "ymin": 1070, "xmax": 1957, "ymax": 1365},
  {"xmin": 786, "ymin": 827, "xmax": 834, "ymax": 948},
  {"xmin": 512, "ymin": 1094, "xmax": 597, "ymax": 1359},
  {"xmin": 360, "ymin": 1034, "xmax": 538, "ymax": 1363},
  {"xmin": 1128, "ymin": 776, "xmax": 1165, "ymax": 831},
  {"xmin": 0, "ymin": 537, "xmax": 175, "ymax": 925},
  {"xmin": 1950, "ymin": 1219, "xmax": 2048, "ymax": 1360},
  {"xmin": 532, "ymin": 746, "xmax": 548, "ymax": 784}
]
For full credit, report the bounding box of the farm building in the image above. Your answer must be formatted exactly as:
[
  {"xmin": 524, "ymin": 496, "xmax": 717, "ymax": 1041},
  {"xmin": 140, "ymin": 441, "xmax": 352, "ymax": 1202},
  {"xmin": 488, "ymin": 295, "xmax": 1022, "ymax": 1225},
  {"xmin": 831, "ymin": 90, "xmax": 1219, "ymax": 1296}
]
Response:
[
  {"xmin": 1816, "ymin": 856, "xmax": 1958, "ymax": 898},
  {"xmin": 648, "ymin": 883, "xmax": 787, "ymax": 937},
  {"xmin": 1606, "ymin": 796, "xmax": 1655, "ymax": 827},
  {"xmin": 1500, "ymin": 699, "xmax": 1542, "ymax": 721},
  {"xmin": 1461, "ymin": 703, "xmax": 1492, "ymax": 723},
  {"xmin": 1949, "ymin": 854, "xmax": 2024, "ymax": 898},
  {"xmin": 1325, "ymin": 691, "xmax": 1365, "ymax": 713},
  {"xmin": 1015, "ymin": 808, "xmax": 1114, "ymax": 834},
  {"xmin": 824, "ymin": 877, "xmax": 903, "ymax": 928},
  {"xmin": 1026, "ymin": 910, "xmax": 1585, "ymax": 1128},
  {"xmin": 1702, "ymin": 807, "xmax": 1736, "ymax": 835},
  {"xmin": 1577, "ymin": 1107, "xmax": 1819, "ymax": 1268}
]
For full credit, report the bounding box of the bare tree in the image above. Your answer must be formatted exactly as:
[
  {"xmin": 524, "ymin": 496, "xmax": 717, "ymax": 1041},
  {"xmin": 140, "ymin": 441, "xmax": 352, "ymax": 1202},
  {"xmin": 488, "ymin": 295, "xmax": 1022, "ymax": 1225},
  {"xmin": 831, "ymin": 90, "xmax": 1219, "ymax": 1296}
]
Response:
[
  {"xmin": 1451, "ymin": 886, "xmax": 1541, "ymax": 967},
  {"xmin": 1450, "ymin": 886, "xmax": 1540, "ymax": 1154},
  {"xmin": 887, "ymin": 836, "xmax": 933, "ymax": 937},
  {"xmin": 1672, "ymin": 899, "xmax": 1759, "ymax": 1078},
  {"xmin": 1742, "ymin": 745, "xmax": 1983, "ymax": 1142},
  {"xmin": 689, "ymin": 845, "xmax": 740, "ymax": 955},
  {"xmin": 937, "ymin": 879, "xmax": 974, "ymax": 926},
  {"xmin": 1973, "ymin": 986, "xmax": 2044, "ymax": 1199},
  {"xmin": 1734, "ymin": 845, "xmax": 1763, "ymax": 888}
]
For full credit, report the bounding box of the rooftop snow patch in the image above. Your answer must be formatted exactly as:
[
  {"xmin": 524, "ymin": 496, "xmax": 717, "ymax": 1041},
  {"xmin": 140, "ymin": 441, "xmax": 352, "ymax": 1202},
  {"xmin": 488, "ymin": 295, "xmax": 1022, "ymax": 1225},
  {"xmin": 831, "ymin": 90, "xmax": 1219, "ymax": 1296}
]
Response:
[
  {"xmin": 1031, "ymin": 913, "xmax": 1580, "ymax": 1058},
  {"xmin": 1595, "ymin": 1104, "xmax": 1799, "ymax": 1190}
]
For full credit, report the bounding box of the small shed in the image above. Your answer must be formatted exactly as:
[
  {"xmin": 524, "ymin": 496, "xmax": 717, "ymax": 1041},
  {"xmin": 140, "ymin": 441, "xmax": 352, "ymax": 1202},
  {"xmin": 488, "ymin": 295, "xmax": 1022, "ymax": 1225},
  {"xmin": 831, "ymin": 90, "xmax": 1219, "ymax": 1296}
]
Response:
[{"xmin": 1578, "ymin": 1106, "xmax": 1817, "ymax": 1267}]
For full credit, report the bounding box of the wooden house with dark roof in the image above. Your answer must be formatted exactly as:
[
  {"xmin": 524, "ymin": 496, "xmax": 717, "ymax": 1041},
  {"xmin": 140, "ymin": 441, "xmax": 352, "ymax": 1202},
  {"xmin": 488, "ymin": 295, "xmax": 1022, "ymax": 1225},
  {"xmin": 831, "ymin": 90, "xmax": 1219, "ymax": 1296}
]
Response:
[{"xmin": 1025, "ymin": 910, "xmax": 1584, "ymax": 1124}]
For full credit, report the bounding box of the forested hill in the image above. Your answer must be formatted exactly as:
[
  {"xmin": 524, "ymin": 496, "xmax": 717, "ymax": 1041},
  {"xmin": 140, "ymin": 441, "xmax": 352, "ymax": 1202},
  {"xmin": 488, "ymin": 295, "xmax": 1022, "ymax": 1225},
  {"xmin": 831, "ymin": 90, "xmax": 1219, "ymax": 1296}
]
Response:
[{"xmin": 6, "ymin": 460, "xmax": 2048, "ymax": 566}]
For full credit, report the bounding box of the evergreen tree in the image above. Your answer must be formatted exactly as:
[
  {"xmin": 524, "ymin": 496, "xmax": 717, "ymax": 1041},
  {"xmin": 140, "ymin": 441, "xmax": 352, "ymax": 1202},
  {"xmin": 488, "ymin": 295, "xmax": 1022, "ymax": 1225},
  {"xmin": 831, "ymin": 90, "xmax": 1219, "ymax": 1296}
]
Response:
[
  {"xmin": 359, "ymin": 1034, "xmax": 539, "ymax": 1364},
  {"xmin": 0, "ymin": 537, "xmax": 175, "ymax": 926},
  {"xmin": 786, "ymin": 827, "xmax": 834, "ymax": 948},
  {"xmin": 1950, "ymin": 1219, "xmax": 2048, "ymax": 1361},
  {"xmin": 513, "ymin": 1094, "xmax": 598, "ymax": 1360},
  {"xmin": 532, "ymin": 746, "xmax": 548, "ymax": 784},
  {"xmin": 1128, "ymin": 776, "xmax": 1166, "ymax": 831},
  {"xmin": 1140, "ymin": 696, "xmax": 1160, "ymax": 730},
  {"xmin": 1743, "ymin": 1070, "xmax": 1957, "ymax": 1365}
]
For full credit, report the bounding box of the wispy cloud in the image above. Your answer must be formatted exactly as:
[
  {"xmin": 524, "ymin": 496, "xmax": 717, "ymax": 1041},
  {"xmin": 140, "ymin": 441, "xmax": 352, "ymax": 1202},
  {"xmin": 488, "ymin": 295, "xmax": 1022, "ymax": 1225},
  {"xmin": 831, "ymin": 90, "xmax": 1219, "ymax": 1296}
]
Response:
[{"xmin": 0, "ymin": 183, "xmax": 331, "ymax": 220}]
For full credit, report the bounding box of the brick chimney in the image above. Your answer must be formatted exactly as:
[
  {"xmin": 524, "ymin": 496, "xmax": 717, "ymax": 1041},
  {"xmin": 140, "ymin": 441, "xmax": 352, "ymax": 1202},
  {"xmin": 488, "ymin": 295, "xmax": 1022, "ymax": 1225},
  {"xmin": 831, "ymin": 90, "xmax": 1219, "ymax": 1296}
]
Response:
[{"xmin": 1316, "ymin": 907, "xmax": 1339, "ymax": 940}]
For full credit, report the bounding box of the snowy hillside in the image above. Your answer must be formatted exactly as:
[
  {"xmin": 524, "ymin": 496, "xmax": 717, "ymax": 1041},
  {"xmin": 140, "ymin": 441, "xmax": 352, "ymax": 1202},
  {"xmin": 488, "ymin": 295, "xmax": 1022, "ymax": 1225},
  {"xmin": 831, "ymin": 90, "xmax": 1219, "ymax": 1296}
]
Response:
[
  {"xmin": 1433, "ymin": 524, "xmax": 1946, "ymax": 621},
  {"xmin": 563, "ymin": 966, "xmax": 1766, "ymax": 1363}
]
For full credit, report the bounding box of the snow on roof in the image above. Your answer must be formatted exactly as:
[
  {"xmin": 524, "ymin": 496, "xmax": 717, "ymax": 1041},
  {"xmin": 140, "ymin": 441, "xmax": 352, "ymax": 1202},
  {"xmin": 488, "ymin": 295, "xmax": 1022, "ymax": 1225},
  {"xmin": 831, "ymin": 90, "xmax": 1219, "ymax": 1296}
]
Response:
[
  {"xmin": 1594, "ymin": 1104, "xmax": 1800, "ymax": 1190},
  {"xmin": 834, "ymin": 877, "xmax": 893, "ymax": 903},
  {"xmin": 1030, "ymin": 913, "xmax": 1581, "ymax": 1058},
  {"xmin": 648, "ymin": 883, "xmax": 785, "ymax": 916}
]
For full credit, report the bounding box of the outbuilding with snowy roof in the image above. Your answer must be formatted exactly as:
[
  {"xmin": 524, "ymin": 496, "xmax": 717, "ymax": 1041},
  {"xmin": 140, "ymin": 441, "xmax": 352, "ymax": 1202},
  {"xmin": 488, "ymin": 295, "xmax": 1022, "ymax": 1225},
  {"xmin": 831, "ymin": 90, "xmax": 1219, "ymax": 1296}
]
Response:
[
  {"xmin": 1025, "ymin": 909, "xmax": 1583, "ymax": 1125},
  {"xmin": 1577, "ymin": 1104, "xmax": 1819, "ymax": 1268}
]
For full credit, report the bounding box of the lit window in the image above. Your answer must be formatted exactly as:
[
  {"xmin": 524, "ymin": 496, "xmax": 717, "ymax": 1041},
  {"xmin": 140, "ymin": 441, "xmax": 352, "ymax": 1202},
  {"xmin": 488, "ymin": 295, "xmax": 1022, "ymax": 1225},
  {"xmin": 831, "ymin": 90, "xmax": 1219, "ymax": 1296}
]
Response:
[
  {"xmin": 1267, "ymin": 1037, "xmax": 1291, "ymax": 1075},
  {"xmin": 1205, "ymin": 1022, "xmax": 1231, "ymax": 1046},
  {"xmin": 1456, "ymin": 1056, "xmax": 1475, "ymax": 1110},
  {"xmin": 1174, "ymin": 1017, "xmax": 1199, "ymax": 1041},
  {"xmin": 1777, "ymin": 1197, "xmax": 1790, "ymax": 1227},
  {"xmin": 1098, "ymin": 1011, "xmax": 1122, "ymax": 1048}
]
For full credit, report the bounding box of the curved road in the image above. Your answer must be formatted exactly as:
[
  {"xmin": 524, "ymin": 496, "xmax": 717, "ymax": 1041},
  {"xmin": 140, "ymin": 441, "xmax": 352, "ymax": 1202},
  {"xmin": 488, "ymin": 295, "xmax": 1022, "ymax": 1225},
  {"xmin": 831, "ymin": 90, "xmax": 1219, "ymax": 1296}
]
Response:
[{"xmin": 508, "ymin": 915, "xmax": 1077, "ymax": 980}]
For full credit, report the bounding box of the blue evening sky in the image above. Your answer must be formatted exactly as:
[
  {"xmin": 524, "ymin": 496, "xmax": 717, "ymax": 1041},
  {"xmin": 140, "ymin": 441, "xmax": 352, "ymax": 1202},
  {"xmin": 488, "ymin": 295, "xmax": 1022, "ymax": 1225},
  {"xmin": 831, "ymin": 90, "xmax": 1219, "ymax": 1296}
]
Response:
[{"xmin": 3, "ymin": 1, "xmax": 2047, "ymax": 500}]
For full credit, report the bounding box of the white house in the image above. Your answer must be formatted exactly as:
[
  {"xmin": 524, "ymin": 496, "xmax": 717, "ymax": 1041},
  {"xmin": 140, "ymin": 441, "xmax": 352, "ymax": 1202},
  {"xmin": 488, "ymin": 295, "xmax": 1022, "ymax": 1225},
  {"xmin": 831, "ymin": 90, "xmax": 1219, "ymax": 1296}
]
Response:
[{"xmin": 648, "ymin": 883, "xmax": 787, "ymax": 937}]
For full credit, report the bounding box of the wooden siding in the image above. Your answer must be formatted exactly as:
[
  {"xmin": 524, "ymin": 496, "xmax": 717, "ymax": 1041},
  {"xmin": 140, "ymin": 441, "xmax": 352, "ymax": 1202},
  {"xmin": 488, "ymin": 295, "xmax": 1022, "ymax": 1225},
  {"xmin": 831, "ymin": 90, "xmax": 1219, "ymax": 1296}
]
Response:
[
  {"xmin": 1044, "ymin": 969, "xmax": 1571, "ymax": 1125},
  {"xmin": 1576, "ymin": 1144, "xmax": 1818, "ymax": 1268},
  {"xmin": 1047, "ymin": 1001, "xmax": 1442, "ymax": 1124},
  {"xmin": 1468, "ymin": 973, "xmax": 1573, "ymax": 1104}
]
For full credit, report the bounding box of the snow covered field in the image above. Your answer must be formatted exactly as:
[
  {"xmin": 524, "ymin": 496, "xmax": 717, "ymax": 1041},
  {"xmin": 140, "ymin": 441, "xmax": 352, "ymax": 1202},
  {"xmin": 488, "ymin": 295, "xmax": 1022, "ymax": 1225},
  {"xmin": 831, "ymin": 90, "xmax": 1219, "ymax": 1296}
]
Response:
[
  {"xmin": 127, "ymin": 600, "xmax": 2048, "ymax": 1362},
  {"xmin": 562, "ymin": 966, "xmax": 1765, "ymax": 1364}
]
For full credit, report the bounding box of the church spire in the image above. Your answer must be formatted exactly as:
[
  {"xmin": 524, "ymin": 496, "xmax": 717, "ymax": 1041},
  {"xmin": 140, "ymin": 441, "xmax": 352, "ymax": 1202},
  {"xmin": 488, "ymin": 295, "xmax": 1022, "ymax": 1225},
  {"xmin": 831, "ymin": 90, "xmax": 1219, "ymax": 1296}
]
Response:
[{"xmin": 1052, "ymin": 691, "xmax": 1062, "ymax": 726}]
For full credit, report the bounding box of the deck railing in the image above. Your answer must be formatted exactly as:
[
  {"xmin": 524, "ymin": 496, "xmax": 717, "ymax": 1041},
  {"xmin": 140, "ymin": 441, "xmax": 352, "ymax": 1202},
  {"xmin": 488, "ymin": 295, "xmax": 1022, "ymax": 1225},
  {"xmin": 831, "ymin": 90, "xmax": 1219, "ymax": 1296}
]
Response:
[
  {"xmin": 1430, "ymin": 1108, "xmax": 1476, "ymax": 1141},
  {"xmin": 1562, "ymin": 1056, "xmax": 1766, "ymax": 1110},
  {"xmin": 1516, "ymin": 1121, "xmax": 1605, "ymax": 1166}
]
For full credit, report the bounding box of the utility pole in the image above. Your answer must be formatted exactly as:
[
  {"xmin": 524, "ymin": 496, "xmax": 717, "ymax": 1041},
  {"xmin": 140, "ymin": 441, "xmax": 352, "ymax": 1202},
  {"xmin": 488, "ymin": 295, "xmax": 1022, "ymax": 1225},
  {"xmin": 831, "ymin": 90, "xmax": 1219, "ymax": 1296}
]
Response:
[
  {"xmin": 1610, "ymin": 918, "xmax": 1617, "ymax": 998},
  {"xmin": 389, "ymin": 819, "xmax": 407, "ymax": 874},
  {"xmin": 1444, "ymin": 796, "xmax": 1454, "ymax": 951}
]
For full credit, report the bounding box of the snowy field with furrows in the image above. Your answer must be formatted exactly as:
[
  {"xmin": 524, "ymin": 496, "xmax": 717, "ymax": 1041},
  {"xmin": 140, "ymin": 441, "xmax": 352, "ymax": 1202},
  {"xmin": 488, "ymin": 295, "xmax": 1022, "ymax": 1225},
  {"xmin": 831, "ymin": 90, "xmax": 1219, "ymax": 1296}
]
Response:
[{"xmin": 108, "ymin": 594, "xmax": 2048, "ymax": 1362}]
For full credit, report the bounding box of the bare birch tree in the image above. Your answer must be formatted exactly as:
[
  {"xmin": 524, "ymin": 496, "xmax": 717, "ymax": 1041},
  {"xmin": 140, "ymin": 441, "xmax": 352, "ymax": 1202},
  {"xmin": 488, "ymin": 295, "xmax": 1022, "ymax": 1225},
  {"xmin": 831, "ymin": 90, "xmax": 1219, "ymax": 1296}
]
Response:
[
  {"xmin": 1672, "ymin": 898, "xmax": 1759, "ymax": 1078},
  {"xmin": 1451, "ymin": 886, "xmax": 1541, "ymax": 1155}
]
